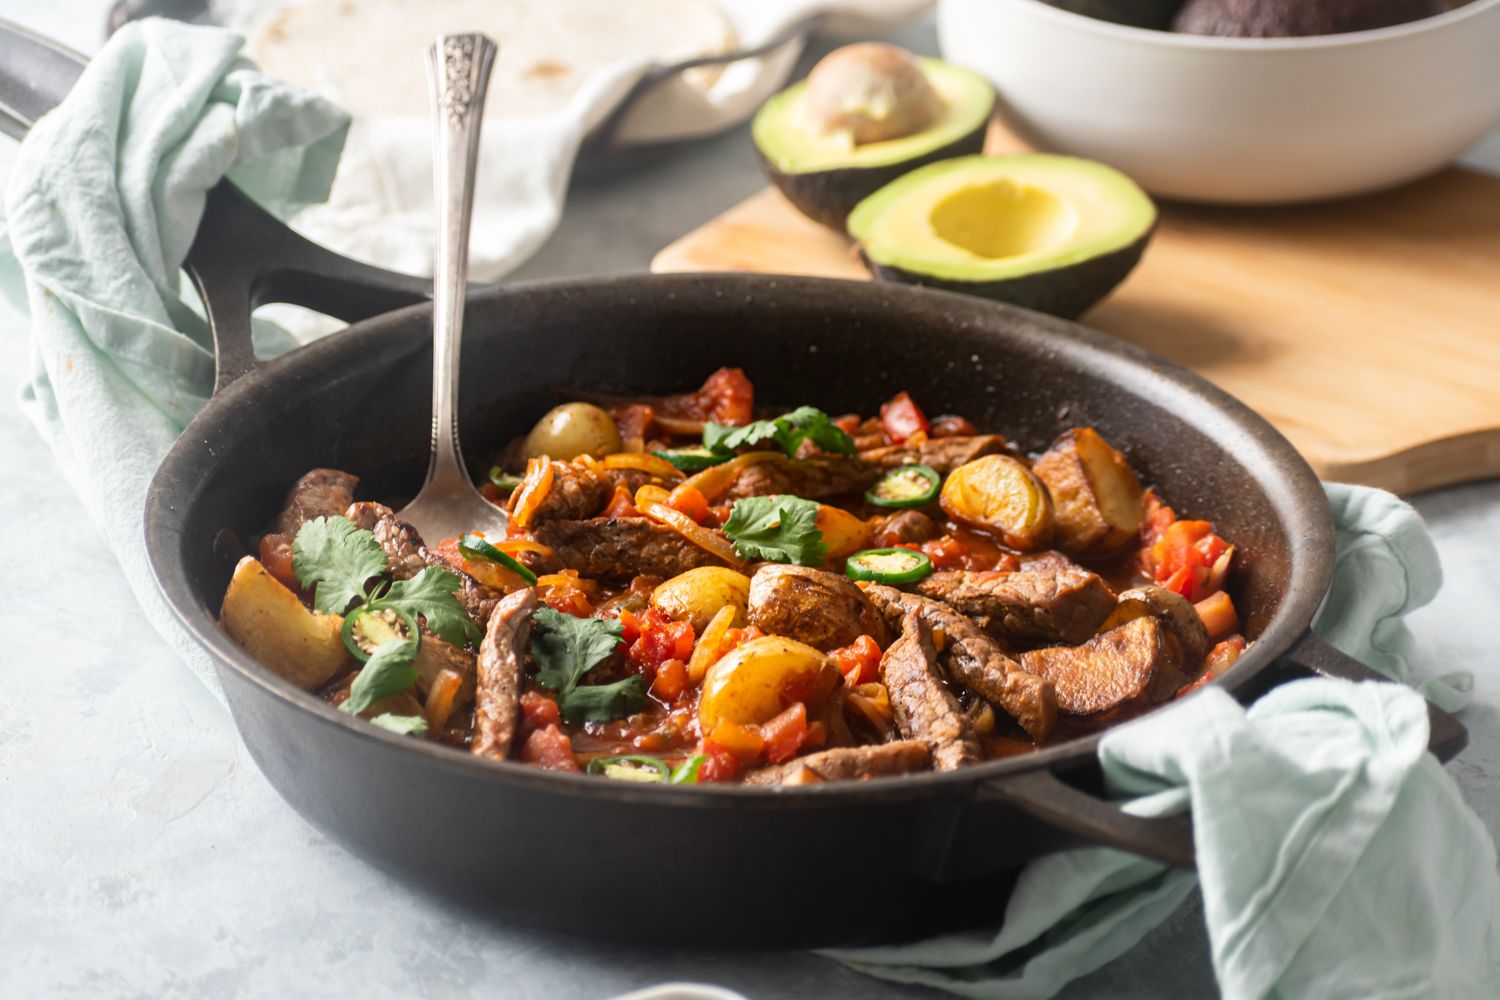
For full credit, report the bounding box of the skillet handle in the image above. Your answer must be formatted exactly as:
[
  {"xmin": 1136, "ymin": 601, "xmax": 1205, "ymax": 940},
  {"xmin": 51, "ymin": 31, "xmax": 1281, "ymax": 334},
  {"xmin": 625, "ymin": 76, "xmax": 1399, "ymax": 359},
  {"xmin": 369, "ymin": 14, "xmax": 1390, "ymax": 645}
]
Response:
[{"xmin": 184, "ymin": 183, "xmax": 430, "ymax": 393}]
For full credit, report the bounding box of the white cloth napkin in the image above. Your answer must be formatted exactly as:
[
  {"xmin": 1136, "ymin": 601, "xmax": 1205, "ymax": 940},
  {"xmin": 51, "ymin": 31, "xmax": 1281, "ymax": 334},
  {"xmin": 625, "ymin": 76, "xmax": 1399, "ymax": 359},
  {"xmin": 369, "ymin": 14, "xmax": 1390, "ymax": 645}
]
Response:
[{"xmin": 214, "ymin": 0, "xmax": 932, "ymax": 284}]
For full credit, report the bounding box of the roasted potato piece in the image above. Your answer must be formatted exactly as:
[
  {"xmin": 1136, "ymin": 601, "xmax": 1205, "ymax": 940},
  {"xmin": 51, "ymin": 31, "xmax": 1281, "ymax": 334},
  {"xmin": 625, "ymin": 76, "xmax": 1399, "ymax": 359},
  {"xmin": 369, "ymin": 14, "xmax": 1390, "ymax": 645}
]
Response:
[
  {"xmin": 220, "ymin": 556, "xmax": 350, "ymax": 690},
  {"xmin": 940, "ymin": 454, "xmax": 1054, "ymax": 551},
  {"xmin": 1104, "ymin": 585, "xmax": 1210, "ymax": 667},
  {"xmin": 1018, "ymin": 615, "xmax": 1183, "ymax": 715},
  {"xmin": 698, "ymin": 635, "xmax": 840, "ymax": 731},
  {"xmin": 650, "ymin": 567, "xmax": 751, "ymax": 632},
  {"xmin": 815, "ymin": 504, "xmax": 875, "ymax": 560},
  {"xmin": 748, "ymin": 564, "xmax": 889, "ymax": 651},
  {"xmin": 522, "ymin": 402, "xmax": 623, "ymax": 461},
  {"xmin": 1031, "ymin": 428, "xmax": 1143, "ymax": 557}
]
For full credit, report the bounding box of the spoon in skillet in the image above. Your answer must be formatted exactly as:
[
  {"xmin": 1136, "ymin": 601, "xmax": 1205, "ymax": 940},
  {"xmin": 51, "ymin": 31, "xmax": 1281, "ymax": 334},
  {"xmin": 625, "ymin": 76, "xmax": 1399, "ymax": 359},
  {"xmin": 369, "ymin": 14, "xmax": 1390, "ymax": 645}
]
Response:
[{"xmin": 397, "ymin": 33, "xmax": 506, "ymax": 544}]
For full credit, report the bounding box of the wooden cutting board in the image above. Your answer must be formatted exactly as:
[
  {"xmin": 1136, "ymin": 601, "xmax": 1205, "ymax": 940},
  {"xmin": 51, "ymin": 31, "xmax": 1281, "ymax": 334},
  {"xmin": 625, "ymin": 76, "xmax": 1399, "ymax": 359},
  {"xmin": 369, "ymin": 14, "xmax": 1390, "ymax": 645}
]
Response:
[{"xmin": 652, "ymin": 133, "xmax": 1500, "ymax": 495}]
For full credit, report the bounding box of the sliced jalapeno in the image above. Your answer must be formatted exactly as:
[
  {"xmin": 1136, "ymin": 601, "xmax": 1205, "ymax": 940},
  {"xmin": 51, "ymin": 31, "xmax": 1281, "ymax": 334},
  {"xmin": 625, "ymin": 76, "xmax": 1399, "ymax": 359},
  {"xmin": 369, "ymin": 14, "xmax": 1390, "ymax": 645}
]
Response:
[
  {"xmin": 669, "ymin": 754, "xmax": 706, "ymax": 785},
  {"xmin": 586, "ymin": 755, "xmax": 672, "ymax": 782},
  {"xmin": 488, "ymin": 467, "xmax": 525, "ymax": 494},
  {"xmin": 342, "ymin": 605, "xmax": 419, "ymax": 663},
  {"xmin": 653, "ymin": 446, "xmax": 731, "ymax": 472},
  {"xmin": 844, "ymin": 547, "xmax": 934, "ymax": 586},
  {"xmin": 458, "ymin": 533, "xmax": 538, "ymax": 585},
  {"xmin": 865, "ymin": 464, "xmax": 941, "ymax": 508}
]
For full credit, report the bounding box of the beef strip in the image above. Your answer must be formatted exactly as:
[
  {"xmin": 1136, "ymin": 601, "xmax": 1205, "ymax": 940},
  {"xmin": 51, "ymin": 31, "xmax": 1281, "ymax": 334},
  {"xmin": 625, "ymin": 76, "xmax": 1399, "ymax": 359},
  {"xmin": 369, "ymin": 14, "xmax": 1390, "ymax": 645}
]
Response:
[
  {"xmin": 915, "ymin": 568, "xmax": 1116, "ymax": 645},
  {"xmin": 880, "ymin": 611, "xmax": 981, "ymax": 771},
  {"xmin": 861, "ymin": 435, "xmax": 1009, "ymax": 474},
  {"xmin": 273, "ymin": 468, "xmax": 359, "ymax": 534},
  {"xmin": 530, "ymin": 517, "xmax": 728, "ymax": 580},
  {"xmin": 521, "ymin": 461, "xmax": 612, "ymax": 523},
  {"xmin": 472, "ymin": 588, "xmax": 538, "ymax": 761},
  {"xmin": 345, "ymin": 501, "xmax": 502, "ymax": 625},
  {"xmin": 865, "ymin": 585, "xmax": 1058, "ymax": 742},
  {"xmin": 722, "ymin": 456, "xmax": 883, "ymax": 501},
  {"xmin": 743, "ymin": 740, "xmax": 932, "ymax": 785},
  {"xmin": 875, "ymin": 509, "xmax": 940, "ymax": 544},
  {"xmin": 413, "ymin": 632, "xmax": 476, "ymax": 706}
]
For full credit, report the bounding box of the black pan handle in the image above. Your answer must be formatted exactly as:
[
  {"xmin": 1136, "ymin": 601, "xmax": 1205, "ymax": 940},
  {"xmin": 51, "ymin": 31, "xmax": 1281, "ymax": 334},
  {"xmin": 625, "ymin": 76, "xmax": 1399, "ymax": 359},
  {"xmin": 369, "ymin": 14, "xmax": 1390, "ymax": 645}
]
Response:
[
  {"xmin": 0, "ymin": 17, "xmax": 431, "ymax": 394},
  {"xmin": 946, "ymin": 631, "xmax": 1470, "ymax": 878}
]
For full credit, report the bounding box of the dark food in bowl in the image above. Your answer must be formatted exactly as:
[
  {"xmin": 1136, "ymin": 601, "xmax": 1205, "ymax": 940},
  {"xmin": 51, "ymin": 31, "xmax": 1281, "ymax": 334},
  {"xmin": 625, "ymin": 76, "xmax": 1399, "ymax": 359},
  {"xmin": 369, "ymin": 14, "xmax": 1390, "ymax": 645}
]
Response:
[
  {"xmin": 219, "ymin": 368, "xmax": 1249, "ymax": 786},
  {"xmin": 1171, "ymin": 0, "xmax": 1450, "ymax": 35},
  {"xmin": 753, "ymin": 43, "xmax": 994, "ymax": 229},
  {"xmin": 847, "ymin": 154, "xmax": 1157, "ymax": 319},
  {"xmin": 1044, "ymin": 0, "xmax": 1186, "ymax": 28}
]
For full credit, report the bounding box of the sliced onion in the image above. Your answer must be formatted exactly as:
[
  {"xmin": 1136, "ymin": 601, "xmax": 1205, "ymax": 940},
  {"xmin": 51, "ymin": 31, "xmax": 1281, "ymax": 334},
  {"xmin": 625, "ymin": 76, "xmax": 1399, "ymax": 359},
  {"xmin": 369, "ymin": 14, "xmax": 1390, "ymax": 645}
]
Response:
[
  {"xmin": 688, "ymin": 604, "xmax": 738, "ymax": 684},
  {"xmin": 510, "ymin": 456, "xmax": 554, "ymax": 530},
  {"xmin": 643, "ymin": 502, "xmax": 744, "ymax": 568},
  {"xmin": 634, "ymin": 484, "xmax": 672, "ymax": 510},
  {"xmin": 680, "ymin": 450, "xmax": 781, "ymax": 502},
  {"xmin": 653, "ymin": 414, "xmax": 708, "ymax": 436},
  {"xmin": 1206, "ymin": 545, "xmax": 1235, "ymax": 596},
  {"xmin": 496, "ymin": 539, "xmax": 555, "ymax": 558},
  {"xmin": 424, "ymin": 668, "xmax": 464, "ymax": 731},
  {"xmin": 604, "ymin": 452, "xmax": 682, "ymax": 480}
]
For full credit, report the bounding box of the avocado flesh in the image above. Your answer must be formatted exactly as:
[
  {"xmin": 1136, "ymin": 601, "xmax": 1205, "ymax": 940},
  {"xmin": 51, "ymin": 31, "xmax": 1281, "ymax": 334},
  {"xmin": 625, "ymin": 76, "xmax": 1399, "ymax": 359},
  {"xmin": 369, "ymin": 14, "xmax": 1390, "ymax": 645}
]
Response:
[
  {"xmin": 847, "ymin": 155, "xmax": 1156, "ymax": 319},
  {"xmin": 754, "ymin": 59, "xmax": 994, "ymax": 229}
]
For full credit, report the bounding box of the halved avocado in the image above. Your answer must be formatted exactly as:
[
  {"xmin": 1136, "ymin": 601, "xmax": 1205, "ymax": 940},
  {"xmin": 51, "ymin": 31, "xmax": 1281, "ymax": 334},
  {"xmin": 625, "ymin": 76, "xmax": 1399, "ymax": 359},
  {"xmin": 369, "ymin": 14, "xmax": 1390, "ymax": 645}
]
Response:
[
  {"xmin": 847, "ymin": 155, "xmax": 1157, "ymax": 319},
  {"xmin": 753, "ymin": 57, "xmax": 995, "ymax": 230}
]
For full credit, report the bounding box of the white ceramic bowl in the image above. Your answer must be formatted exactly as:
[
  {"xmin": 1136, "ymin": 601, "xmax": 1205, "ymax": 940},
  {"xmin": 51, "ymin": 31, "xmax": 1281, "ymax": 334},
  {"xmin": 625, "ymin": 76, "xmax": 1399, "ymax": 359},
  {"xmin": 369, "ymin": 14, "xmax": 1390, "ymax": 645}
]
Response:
[{"xmin": 937, "ymin": 0, "xmax": 1500, "ymax": 203}]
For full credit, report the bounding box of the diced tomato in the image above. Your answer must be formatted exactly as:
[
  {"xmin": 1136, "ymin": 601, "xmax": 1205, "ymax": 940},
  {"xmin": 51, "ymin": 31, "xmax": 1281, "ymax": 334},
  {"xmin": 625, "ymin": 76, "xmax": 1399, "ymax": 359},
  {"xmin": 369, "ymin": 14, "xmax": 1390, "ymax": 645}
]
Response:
[
  {"xmin": 696, "ymin": 748, "xmax": 742, "ymax": 783},
  {"xmin": 544, "ymin": 585, "xmax": 594, "ymax": 618},
  {"xmin": 658, "ymin": 367, "xmax": 754, "ymax": 426},
  {"xmin": 829, "ymin": 634, "xmax": 883, "ymax": 686},
  {"xmin": 879, "ymin": 391, "xmax": 930, "ymax": 444},
  {"xmin": 1140, "ymin": 489, "xmax": 1177, "ymax": 550},
  {"xmin": 651, "ymin": 658, "xmax": 689, "ymax": 702},
  {"xmin": 704, "ymin": 504, "xmax": 734, "ymax": 528},
  {"xmin": 519, "ymin": 690, "xmax": 562, "ymax": 736},
  {"xmin": 258, "ymin": 533, "xmax": 299, "ymax": 592},
  {"xmin": 929, "ymin": 414, "xmax": 977, "ymax": 438},
  {"xmin": 601, "ymin": 483, "xmax": 639, "ymax": 518},
  {"xmin": 1152, "ymin": 519, "xmax": 1231, "ymax": 601},
  {"xmin": 668, "ymin": 485, "xmax": 710, "ymax": 524},
  {"xmin": 834, "ymin": 413, "xmax": 862, "ymax": 434},
  {"xmin": 623, "ymin": 606, "xmax": 696, "ymax": 678},
  {"xmin": 611, "ymin": 403, "xmax": 655, "ymax": 451},
  {"xmin": 759, "ymin": 703, "xmax": 810, "ymax": 765},
  {"xmin": 904, "ymin": 536, "xmax": 970, "ymax": 571},
  {"xmin": 520, "ymin": 725, "xmax": 580, "ymax": 772},
  {"xmin": 723, "ymin": 625, "xmax": 766, "ymax": 649}
]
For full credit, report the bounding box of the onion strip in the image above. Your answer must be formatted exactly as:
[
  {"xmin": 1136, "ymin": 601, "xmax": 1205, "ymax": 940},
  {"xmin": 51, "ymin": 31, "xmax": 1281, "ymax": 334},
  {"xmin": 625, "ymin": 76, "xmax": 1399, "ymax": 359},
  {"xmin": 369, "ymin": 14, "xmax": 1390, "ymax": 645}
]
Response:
[
  {"xmin": 604, "ymin": 452, "xmax": 681, "ymax": 480},
  {"xmin": 680, "ymin": 450, "xmax": 782, "ymax": 502},
  {"xmin": 424, "ymin": 668, "xmax": 463, "ymax": 731},
  {"xmin": 634, "ymin": 484, "xmax": 672, "ymax": 510},
  {"xmin": 510, "ymin": 456, "xmax": 554, "ymax": 530},
  {"xmin": 688, "ymin": 605, "xmax": 737, "ymax": 684},
  {"xmin": 642, "ymin": 502, "xmax": 744, "ymax": 567}
]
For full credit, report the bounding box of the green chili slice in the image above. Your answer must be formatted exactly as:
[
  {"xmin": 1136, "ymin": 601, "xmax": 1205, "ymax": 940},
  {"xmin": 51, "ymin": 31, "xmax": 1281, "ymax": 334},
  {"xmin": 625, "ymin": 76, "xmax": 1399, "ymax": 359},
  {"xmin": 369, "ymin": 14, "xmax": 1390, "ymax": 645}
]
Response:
[
  {"xmin": 341, "ymin": 605, "xmax": 419, "ymax": 663},
  {"xmin": 458, "ymin": 533, "xmax": 538, "ymax": 585},
  {"xmin": 844, "ymin": 547, "xmax": 934, "ymax": 585},
  {"xmin": 587, "ymin": 755, "xmax": 672, "ymax": 782},
  {"xmin": 865, "ymin": 464, "xmax": 941, "ymax": 509},
  {"xmin": 488, "ymin": 467, "xmax": 525, "ymax": 493},
  {"xmin": 653, "ymin": 446, "xmax": 731, "ymax": 472},
  {"xmin": 670, "ymin": 754, "xmax": 706, "ymax": 785}
]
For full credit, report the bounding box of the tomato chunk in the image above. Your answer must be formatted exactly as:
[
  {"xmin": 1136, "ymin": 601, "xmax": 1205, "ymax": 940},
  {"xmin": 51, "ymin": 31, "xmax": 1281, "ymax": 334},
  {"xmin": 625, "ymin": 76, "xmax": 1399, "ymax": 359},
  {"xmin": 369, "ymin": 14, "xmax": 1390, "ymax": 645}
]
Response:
[
  {"xmin": 519, "ymin": 690, "xmax": 562, "ymax": 736},
  {"xmin": 521, "ymin": 725, "xmax": 580, "ymax": 772},
  {"xmin": 651, "ymin": 657, "xmax": 689, "ymax": 702},
  {"xmin": 658, "ymin": 367, "xmax": 754, "ymax": 426},
  {"xmin": 880, "ymin": 390, "xmax": 930, "ymax": 445},
  {"xmin": 622, "ymin": 607, "xmax": 696, "ymax": 679},
  {"xmin": 1151, "ymin": 519, "xmax": 1231, "ymax": 601},
  {"xmin": 668, "ymin": 485, "xmax": 710, "ymax": 524},
  {"xmin": 759, "ymin": 703, "xmax": 810, "ymax": 765},
  {"xmin": 829, "ymin": 634, "xmax": 883, "ymax": 686},
  {"xmin": 258, "ymin": 533, "xmax": 299, "ymax": 592},
  {"xmin": 696, "ymin": 748, "xmax": 742, "ymax": 783}
]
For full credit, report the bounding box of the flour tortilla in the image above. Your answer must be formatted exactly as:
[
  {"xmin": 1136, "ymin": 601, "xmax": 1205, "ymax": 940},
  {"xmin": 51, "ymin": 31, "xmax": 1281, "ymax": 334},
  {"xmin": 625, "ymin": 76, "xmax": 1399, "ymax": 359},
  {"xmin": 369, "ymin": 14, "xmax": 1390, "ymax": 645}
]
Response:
[{"xmin": 249, "ymin": 0, "xmax": 738, "ymax": 119}]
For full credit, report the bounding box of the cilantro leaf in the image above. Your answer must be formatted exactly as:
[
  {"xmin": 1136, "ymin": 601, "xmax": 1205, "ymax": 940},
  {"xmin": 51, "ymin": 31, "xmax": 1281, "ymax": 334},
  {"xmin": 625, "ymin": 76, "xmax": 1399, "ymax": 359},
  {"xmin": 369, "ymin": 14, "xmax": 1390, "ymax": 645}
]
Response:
[
  {"xmin": 292, "ymin": 516, "xmax": 388, "ymax": 614},
  {"xmin": 703, "ymin": 406, "xmax": 854, "ymax": 459},
  {"xmin": 370, "ymin": 713, "xmax": 429, "ymax": 737},
  {"xmin": 379, "ymin": 566, "xmax": 482, "ymax": 647},
  {"xmin": 723, "ymin": 494, "xmax": 827, "ymax": 566},
  {"xmin": 557, "ymin": 675, "xmax": 648, "ymax": 723},
  {"xmin": 342, "ymin": 635, "xmax": 420, "ymax": 715},
  {"xmin": 529, "ymin": 608, "xmax": 640, "ymax": 722}
]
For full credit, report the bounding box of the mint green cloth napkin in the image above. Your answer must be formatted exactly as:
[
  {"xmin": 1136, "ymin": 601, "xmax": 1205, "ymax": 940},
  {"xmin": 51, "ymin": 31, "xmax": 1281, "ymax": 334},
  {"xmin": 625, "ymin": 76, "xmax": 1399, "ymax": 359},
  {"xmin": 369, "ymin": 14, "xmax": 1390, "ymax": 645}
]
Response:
[
  {"xmin": 3, "ymin": 19, "xmax": 1495, "ymax": 1000},
  {"xmin": 829, "ymin": 487, "xmax": 1494, "ymax": 998},
  {"xmin": 0, "ymin": 19, "xmax": 347, "ymax": 693}
]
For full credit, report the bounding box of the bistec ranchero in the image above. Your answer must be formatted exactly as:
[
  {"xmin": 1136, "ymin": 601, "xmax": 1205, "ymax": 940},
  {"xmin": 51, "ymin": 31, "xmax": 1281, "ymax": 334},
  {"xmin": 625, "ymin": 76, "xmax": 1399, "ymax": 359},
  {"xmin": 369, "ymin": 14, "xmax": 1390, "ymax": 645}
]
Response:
[{"xmin": 220, "ymin": 369, "xmax": 1246, "ymax": 785}]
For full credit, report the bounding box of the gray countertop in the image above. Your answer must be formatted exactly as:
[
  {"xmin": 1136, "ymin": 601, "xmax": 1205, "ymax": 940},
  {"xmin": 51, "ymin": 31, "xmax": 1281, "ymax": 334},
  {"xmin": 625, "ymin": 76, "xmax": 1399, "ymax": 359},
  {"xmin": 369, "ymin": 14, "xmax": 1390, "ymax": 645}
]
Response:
[{"xmin": 4, "ymin": 8, "xmax": 1498, "ymax": 1000}]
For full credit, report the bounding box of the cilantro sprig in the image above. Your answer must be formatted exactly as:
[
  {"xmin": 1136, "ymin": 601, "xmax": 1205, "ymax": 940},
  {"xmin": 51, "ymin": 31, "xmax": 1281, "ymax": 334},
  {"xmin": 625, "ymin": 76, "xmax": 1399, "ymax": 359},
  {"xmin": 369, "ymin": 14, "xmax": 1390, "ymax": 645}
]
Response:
[
  {"xmin": 703, "ymin": 406, "xmax": 854, "ymax": 460},
  {"xmin": 292, "ymin": 515, "xmax": 481, "ymax": 723},
  {"xmin": 722, "ymin": 494, "xmax": 827, "ymax": 567},
  {"xmin": 530, "ymin": 607, "xmax": 647, "ymax": 723}
]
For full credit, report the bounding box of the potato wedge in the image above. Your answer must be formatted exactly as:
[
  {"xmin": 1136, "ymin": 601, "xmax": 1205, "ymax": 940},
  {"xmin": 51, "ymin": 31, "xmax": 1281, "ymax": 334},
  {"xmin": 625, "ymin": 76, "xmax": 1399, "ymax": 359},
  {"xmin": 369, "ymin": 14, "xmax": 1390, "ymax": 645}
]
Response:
[
  {"xmin": 699, "ymin": 635, "xmax": 839, "ymax": 731},
  {"xmin": 650, "ymin": 567, "xmax": 751, "ymax": 632},
  {"xmin": 940, "ymin": 454, "xmax": 1054, "ymax": 551},
  {"xmin": 748, "ymin": 564, "xmax": 889, "ymax": 651},
  {"xmin": 220, "ymin": 556, "xmax": 350, "ymax": 690},
  {"xmin": 1018, "ymin": 615, "xmax": 1182, "ymax": 715},
  {"xmin": 1031, "ymin": 428, "xmax": 1143, "ymax": 557},
  {"xmin": 1104, "ymin": 585, "xmax": 1210, "ymax": 667}
]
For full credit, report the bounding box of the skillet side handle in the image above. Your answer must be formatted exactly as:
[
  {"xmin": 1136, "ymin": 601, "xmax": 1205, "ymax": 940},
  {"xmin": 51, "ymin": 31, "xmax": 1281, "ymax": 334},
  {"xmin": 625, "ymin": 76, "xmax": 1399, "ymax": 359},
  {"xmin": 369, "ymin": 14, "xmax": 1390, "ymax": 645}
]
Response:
[
  {"xmin": 186, "ymin": 182, "xmax": 431, "ymax": 394},
  {"xmin": 1281, "ymin": 632, "xmax": 1469, "ymax": 762}
]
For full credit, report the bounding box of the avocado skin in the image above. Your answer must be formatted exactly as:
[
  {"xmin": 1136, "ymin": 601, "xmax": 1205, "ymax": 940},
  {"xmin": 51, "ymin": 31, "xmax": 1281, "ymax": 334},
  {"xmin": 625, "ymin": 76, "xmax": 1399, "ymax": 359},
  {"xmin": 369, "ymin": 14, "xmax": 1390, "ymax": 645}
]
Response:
[
  {"xmin": 1172, "ymin": 0, "xmax": 1446, "ymax": 36},
  {"xmin": 859, "ymin": 227, "xmax": 1153, "ymax": 320},
  {"xmin": 760, "ymin": 120, "xmax": 989, "ymax": 231},
  {"xmin": 1044, "ymin": 0, "xmax": 1185, "ymax": 29}
]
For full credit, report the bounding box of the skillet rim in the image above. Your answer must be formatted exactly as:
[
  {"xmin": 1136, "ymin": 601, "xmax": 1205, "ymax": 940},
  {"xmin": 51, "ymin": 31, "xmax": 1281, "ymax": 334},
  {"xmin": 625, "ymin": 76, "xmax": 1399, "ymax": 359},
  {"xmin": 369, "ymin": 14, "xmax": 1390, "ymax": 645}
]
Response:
[{"xmin": 144, "ymin": 272, "xmax": 1335, "ymax": 805}]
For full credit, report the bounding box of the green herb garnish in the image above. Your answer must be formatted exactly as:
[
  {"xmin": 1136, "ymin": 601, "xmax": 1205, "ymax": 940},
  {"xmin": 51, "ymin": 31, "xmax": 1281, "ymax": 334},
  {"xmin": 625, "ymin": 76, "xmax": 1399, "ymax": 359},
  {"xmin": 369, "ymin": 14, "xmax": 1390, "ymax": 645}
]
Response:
[
  {"xmin": 292, "ymin": 516, "xmax": 388, "ymax": 615},
  {"xmin": 343, "ymin": 632, "xmax": 421, "ymax": 714},
  {"xmin": 703, "ymin": 406, "xmax": 854, "ymax": 459},
  {"xmin": 722, "ymin": 494, "xmax": 827, "ymax": 566},
  {"xmin": 530, "ymin": 607, "xmax": 647, "ymax": 723}
]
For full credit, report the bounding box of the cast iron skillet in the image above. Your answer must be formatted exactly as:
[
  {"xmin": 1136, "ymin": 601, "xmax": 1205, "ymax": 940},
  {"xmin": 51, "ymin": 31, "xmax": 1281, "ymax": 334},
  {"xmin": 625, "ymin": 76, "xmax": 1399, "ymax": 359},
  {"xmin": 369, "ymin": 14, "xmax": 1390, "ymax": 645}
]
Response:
[{"xmin": 2, "ymin": 21, "xmax": 1467, "ymax": 948}]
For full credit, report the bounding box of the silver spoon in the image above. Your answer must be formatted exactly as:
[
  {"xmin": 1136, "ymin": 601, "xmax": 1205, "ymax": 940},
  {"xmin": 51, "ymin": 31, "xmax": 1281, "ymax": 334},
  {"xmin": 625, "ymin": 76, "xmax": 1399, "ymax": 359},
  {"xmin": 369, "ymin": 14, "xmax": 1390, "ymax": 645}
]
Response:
[{"xmin": 398, "ymin": 33, "xmax": 505, "ymax": 544}]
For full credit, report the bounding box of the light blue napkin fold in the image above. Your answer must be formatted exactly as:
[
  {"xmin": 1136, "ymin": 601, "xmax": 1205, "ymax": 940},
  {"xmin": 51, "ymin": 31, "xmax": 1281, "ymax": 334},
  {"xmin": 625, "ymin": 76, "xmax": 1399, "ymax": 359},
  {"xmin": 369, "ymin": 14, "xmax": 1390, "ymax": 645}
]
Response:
[
  {"xmin": 0, "ymin": 19, "xmax": 347, "ymax": 693},
  {"xmin": 3, "ymin": 20, "xmax": 1495, "ymax": 1000},
  {"xmin": 829, "ymin": 485, "xmax": 1496, "ymax": 998}
]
